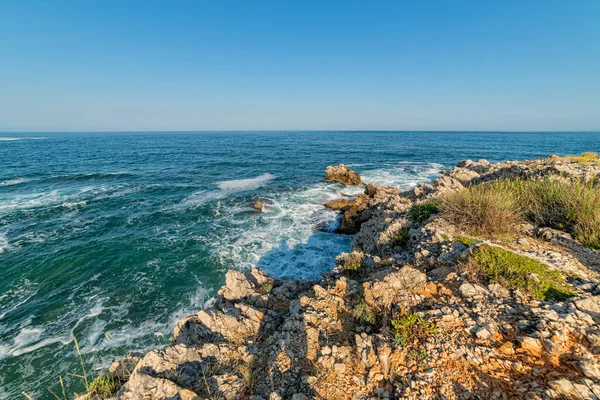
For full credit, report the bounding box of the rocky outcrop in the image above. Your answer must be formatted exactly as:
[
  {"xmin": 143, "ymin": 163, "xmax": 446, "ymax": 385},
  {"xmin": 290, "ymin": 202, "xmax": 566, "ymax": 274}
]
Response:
[
  {"xmin": 107, "ymin": 155, "xmax": 600, "ymax": 400},
  {"xmin": 325, "ymin": 164, "xmax": 363, "ymax": 185}
]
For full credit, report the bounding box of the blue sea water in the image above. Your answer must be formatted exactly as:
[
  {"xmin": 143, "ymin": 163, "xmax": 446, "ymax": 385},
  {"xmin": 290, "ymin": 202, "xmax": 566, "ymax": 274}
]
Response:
[{"xmin": 1, "ymin": 131, "xmax": 599, "ymax": 398}]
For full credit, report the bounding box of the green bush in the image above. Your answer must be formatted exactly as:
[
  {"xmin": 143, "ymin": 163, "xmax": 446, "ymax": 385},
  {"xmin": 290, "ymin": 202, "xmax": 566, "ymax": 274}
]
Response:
[
  {"xmin": 465, "ymin": 244, "xmax": 575, "ymax": 301},
  {"xmin": 408, "ymin": 201, "xmax": 440, "ymax": 223}
]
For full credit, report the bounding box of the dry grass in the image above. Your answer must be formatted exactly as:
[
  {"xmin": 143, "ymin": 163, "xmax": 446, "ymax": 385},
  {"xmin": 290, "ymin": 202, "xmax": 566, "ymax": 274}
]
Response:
[
  {"xmin": 440, "ymin": 182, "xmax": 522, "ymax": 238},
  {"xmin": 564, "ymin": 151, "xmax": 600, "ymax": 165},
  {"xmin": 519, "ymin": 178, "xmax": 600, "ymax": 248},
  {"xmin": 441, "ymin": 177, "xmax": 600, "ymax": 248}
]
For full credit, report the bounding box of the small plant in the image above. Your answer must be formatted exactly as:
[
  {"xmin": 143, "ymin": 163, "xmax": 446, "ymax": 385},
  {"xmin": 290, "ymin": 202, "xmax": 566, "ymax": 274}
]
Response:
[
  {"xmin": 352, "ymin": 298, "xmax": 376, "ymax": 325},
  {"xmin": 464, "ymin": 244, "xmax": 575, "ymax": 301},
  {"xmin": 409, "ymin": 349, "xmax": 430, "ymax": 361},
  {"xmin": 343, "ymin": 261, "xmax": 362, "ymax": 272},
  {"xmin": 408, "ymin": 201, "xmax": 440, "ymax": 223},
  {"xmin": 453, "ymin": 235, "xmax": 478, "ymax": 247},
  {"xmin": 87, "ymin": 374, "xmax": 120, "ymax": 399},
  {"xmin": 441, "ymin": 233, "xmax": 450, "ymax": 241},
  {"xmin": 391, "ymin": 312, "xmax": 438, "ymax": 347},
  {"xmin": 259, "ymin": 282, "xmax": 273, "ymax": 294},
  {"xmin": 391, "ymin": 228, "xmax": 410, "ymax": 248},
  {"xmin": 393, "ymin": 331, "xmax": 409, "ymax": 347}
]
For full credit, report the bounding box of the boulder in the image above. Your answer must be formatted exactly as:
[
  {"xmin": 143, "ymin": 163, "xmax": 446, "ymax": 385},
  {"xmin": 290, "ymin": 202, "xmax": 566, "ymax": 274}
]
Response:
[{"xmin": 325, "ymin": 164, "xmax": 363, "ymax": 185}]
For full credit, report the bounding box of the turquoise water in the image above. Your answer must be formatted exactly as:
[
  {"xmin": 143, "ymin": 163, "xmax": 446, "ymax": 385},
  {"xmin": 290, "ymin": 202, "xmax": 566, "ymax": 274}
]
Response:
[{"xmin": 1, "ymin": 131, "xmax": 599, "ymax": 398}]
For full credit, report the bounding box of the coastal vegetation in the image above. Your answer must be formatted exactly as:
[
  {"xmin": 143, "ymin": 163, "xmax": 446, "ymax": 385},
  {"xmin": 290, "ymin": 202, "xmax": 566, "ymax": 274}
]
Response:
[
  {"xmin": 462, "ymin": 244, "xmax": 575, "ymax": 301},
  {"xmin": 441, "ymin": 176, "xmax": 600, "ymax": 248},
  {"xmin": 407, "ymin": 200, "xmax": 440, "ymax": 223}
]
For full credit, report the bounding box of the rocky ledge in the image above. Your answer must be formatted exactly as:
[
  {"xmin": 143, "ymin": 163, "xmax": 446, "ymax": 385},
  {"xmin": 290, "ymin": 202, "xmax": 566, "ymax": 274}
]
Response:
[{"xmin": 99, "ymin": 156, "xmax": 599, "ymax": 400}]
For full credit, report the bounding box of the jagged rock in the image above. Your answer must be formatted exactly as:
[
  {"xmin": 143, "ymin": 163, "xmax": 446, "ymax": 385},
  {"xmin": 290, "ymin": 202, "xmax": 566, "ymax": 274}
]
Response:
[
  {"xmin": 172, "ymin": 302, "xmax": 265, "ymax": 345},
  {"xmin": 252, "ymin": 201, "xmax": 264, "ymax": 212},
  {"xmin": 325, "ymin": 164, "xmax": 363, "ymax": 185}
]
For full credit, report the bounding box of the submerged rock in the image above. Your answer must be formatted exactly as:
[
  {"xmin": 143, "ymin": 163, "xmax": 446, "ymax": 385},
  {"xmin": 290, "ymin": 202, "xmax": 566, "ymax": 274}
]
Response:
[{"xmin": 325, "ymin": 164, "xmax": 363, "ymax": 185}]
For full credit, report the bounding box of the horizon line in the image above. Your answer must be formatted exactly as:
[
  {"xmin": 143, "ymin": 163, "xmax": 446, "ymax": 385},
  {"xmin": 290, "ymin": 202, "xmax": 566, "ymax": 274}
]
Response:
[{"xmin": 2, "ymin": 129, "xmax": 600, "ymax": 134}]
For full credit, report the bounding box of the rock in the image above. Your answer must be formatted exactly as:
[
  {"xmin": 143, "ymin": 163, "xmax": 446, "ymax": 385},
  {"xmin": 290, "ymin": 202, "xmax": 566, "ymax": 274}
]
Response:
[
  {"xmin": 575, "ymin": 358, "xmax": 600, "ymax": 380},
  {"xmin": 520, "ymin": 337, "xmax": 543, "ymax": 357},
  {"xmin": 323, "ymin": 197, "xmax": 363, "ymax": 211},
  {"xmin": 363, "ymin": 267, "xmax": 426, "ymax": 309},
  {"xmin": 475, "ymin": 327, "xmax": 491, "ymax": 340},
  {"xmin": 574, "ymin": 296, "xmax": 600, "ymax": 323},
  {"xmin": 292, "ymin": 394, "xmax": 309, "ymax": 400},
  {"xmin": 252, "ymin": 201, "xmax": 264, "ymax": 212},
  {"xmin": 458, "ymin": 283, "xmax": 488, "ymax": 299},
  {"xmin": 325, "ymin": 164, "xmax": 363, "ymax": 185}
]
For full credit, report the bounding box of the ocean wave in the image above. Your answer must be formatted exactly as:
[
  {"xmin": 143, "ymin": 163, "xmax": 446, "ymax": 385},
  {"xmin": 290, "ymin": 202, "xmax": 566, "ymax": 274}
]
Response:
[
  {"xmin": 179, "ymin": 173, "xmax": 275, "ymax": 208},
  {"xmin": 0, "ymin": 232, "xmax": 9, "ymax": 254},
  {"xmin": 0, "ymin": 137, "xmax": 21, "ymax": 141},
  {"xmin": 0, "ymin": 178, "xmax": 30, "ymax": 186},
  {"xmin": 53, "ymin": 172, "xmax": 134, "ymax": 182},
  {"xmin": 216, "ymin": 173, "xmax": 275, "ymax": 191}
]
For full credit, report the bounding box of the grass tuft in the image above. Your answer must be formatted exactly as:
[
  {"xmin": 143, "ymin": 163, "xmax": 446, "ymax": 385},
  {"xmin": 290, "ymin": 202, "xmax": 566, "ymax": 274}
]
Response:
[
  {"xmin": 408, "ymin": 201, "xmax": 440, "ymax": 223},
  {"xmin": 464, "ymin": 244, "xmax": 575, "ymax": 301},
  {"xmin": 440, "ymin": 181, "xmax": 522, "ymax": 238}
]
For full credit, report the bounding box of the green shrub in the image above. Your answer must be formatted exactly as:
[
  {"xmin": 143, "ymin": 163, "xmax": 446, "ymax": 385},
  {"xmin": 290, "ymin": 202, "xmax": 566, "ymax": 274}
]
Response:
[
  {"xmin": 391, "ymin": 228, "xmax": 410, "ymax": 248},
  {"xmin": 408, "ymin": 201, "xmax": 440, "ymax": 223},
  {"xmin": 465, "ymin": 244, "xmax": 575, "ymax": 301},
  {"xmin": 259, "ymin": 282, "xmax": 273, "ymax": 294}
]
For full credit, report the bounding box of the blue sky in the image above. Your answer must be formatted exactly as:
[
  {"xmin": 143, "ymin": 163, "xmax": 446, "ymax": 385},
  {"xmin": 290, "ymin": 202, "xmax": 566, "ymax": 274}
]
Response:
[{"xmin": 1, "ymin": 0, "xmax": 599, "ymax": 131}]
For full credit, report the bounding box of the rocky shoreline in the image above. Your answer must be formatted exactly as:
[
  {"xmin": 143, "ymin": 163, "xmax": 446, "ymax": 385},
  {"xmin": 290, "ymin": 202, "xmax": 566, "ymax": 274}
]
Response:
[{"xmin": 100, "ymin": 156, "xmax": 599, "ymax": 399}]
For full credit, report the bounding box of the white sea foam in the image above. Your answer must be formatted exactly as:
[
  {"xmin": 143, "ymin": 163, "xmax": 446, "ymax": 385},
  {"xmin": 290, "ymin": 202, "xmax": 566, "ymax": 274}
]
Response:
[
  {"xmin": 0, "ymin": 137, "xmax": 21, "ymax": 141},
  {"xmin": 0, "ymin": 233, "xmax": 9, "ymax": 254},
  {"xmin": 0, "ymin": 178, "xmax": 29, "ymax": 186},
  {"xmin": 179, "ymin": 173, "xmax": 275, "ymax": 208},
  {"xmin": 210, "ymin": 162, "xmax": 442, "ymax": 280}
]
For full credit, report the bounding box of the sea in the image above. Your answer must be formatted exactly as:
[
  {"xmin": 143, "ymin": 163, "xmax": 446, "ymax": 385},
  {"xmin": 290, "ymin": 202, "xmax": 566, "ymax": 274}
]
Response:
[{"xmin": 1, "ymin": 131, "xmax": 599, "ymax": 398}]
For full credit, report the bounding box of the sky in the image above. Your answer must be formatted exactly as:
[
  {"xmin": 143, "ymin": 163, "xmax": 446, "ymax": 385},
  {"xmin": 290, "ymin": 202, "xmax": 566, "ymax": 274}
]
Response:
[{"xmin": 0, "ymin": 0, "xmax": 599, "ymax": 132}]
